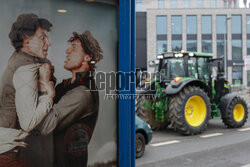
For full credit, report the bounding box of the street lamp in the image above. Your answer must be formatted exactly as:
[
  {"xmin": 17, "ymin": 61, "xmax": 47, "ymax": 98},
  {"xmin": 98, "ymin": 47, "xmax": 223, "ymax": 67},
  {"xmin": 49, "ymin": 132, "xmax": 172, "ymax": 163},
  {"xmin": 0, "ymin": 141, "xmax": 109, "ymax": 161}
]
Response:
[{"xmin": 224, "ymin": 17, "xmax": 231, "ymax": 79}]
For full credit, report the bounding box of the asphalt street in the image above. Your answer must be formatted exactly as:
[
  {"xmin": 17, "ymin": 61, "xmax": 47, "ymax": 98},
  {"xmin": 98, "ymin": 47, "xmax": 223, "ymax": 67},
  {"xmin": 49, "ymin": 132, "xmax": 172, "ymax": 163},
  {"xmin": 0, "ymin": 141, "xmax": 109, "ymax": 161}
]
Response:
[{"xmin": 136, "ymin": 116, "xmax": 250, "ymax": 167}]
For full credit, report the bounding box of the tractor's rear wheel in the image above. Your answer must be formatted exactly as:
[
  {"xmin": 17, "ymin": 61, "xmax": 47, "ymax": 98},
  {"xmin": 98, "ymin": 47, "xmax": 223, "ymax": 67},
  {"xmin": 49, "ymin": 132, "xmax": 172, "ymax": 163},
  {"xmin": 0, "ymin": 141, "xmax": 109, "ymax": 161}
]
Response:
[
  {"xmin": 220, "ymin": 96, "xmax": 248, "ymax": 128},
  {"xmin": 169, "ymin": 86, "xmax": 211, "ymax": 135},
  {"xmin": 136, "ymin": 95, "xmax": 167, "ymax": 130}
]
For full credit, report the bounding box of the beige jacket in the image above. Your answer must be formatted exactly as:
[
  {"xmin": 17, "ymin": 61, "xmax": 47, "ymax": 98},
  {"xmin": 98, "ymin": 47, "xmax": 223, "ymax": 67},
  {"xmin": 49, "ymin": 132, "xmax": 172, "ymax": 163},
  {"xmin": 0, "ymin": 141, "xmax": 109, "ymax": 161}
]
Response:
[{"xmin": 0, "ymin": 52, "xmax": 53, "ymax": 154}]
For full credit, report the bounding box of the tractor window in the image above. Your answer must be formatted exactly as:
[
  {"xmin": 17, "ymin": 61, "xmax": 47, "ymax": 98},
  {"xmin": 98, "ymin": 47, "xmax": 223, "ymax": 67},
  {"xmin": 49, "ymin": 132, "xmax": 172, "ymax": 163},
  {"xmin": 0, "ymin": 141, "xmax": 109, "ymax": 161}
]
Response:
[
  {"xmin": 188, "ymin": 58, "xmax": 197, "ymax": 78},
  {"xmin": 162, "ymin": 58, "xmax": 185, "ymax": 79},
  {"xmin": 197, "ymin": 57, "xmax": 210, "ymax": 81}
]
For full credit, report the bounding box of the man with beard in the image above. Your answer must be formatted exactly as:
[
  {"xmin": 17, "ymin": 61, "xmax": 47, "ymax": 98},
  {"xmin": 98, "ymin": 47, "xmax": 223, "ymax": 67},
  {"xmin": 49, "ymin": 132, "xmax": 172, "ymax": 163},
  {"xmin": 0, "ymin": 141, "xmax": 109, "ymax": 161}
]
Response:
[{"xmin": 39, "ymin": 31, "xmax": 103, "ymax": 167}]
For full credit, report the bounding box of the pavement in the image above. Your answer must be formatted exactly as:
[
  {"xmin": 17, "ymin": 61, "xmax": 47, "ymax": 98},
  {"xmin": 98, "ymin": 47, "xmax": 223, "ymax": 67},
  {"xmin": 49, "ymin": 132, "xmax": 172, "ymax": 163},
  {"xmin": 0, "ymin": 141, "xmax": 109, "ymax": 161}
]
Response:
[{"xmin": 136, "ymin": 88, "xmax": 250, "ymax": 167}]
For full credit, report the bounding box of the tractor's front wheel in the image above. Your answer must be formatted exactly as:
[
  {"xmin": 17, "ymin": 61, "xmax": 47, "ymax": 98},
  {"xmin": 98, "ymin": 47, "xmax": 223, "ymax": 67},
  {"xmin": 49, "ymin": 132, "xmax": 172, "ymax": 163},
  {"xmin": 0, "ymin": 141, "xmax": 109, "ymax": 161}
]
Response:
[
  {"xmin": 220, "ymin": 96, "xmax": 248, "ymax": 128},
  {"xmin": 169, "ymin": 86, "xmax": 211, "ymax": 135}
]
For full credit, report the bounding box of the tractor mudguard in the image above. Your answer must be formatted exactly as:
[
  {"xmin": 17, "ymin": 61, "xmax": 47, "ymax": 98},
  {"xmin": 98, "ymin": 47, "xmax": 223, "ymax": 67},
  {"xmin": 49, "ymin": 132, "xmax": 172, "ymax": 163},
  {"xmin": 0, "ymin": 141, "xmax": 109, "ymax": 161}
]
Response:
[
  {"xmin": 165, "ymin": 79, "xmax": 210, "ymax": 96},
  {"xmin": 219, "ymin": 92, "xmax": 237, "ymax": 116}
]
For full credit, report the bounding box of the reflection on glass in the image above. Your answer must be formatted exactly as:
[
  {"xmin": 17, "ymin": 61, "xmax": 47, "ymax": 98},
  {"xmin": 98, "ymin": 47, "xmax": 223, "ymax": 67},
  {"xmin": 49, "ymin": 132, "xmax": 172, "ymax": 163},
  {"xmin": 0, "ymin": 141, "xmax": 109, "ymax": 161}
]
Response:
[
  {"xmin": 187, "ymin": 40, "xmax": 197, "ymax": 52},
  {"xmin": 217, "ymin": 40, "xmax": 225, "ymax": 58},
  {"xmin": 158, "ymin": 0, "xmax": 165, "ymax": 8},
  {"xmin": 202, "ymin": 40, "xmax": 212, "ymax": 53},
  {"xmin": 172, "ymin": 40, "xmax": 182, "ymax": 51},
  {"xmin": 197, "ymin": 0, "xmax": 203, "ymax": 8},
  {"xmin": 232, "ymin": 40, "xmax": 242, "ymax": 60},
  {"xmin": 187, "ymin": 16, "xmax": 197, "ymax": 34},
  {"xmin": 247, "ymin": 40, "xmax": 250, "ymax": 55},
  {"xmin": 157, "ymin": 40, "xmax": 167, "ymax": 54},
  {"xmin": 247, "ymin": 71, "xmax": 250, "ymax": 86},
  {"xmin": 172, "ymin": 16, "xmax": 182, "ymax": 34},
  {"xmin": 136, "ymin": 0, "xmax": 142, "ymax": 11},
  {"xmin": 202, "ymin": 15, "xmax": 212, "ymax": 34},
  {"xmin": 232, "ymin": 66, "xmax": 242, "ymax": 85},
  {"xmin": 197, "ymin": 57, "xmax": 209, "ymax": 80},
  {"xmin": 171, "ymin": 0, "xmax": 177, "ymax": 8},
  {"xmin": 216, "ymin": 15, "xmax": 227, "ymax": 34},
  {"xmin": 157, "ymin": 16, "xmax": 167, "ymax": 34},
  {"xmin": 232, "ymin": 15, "xmax": 242, "ymax": 34},
  {"xmin": 184, "ymin": 0, "xmax": 190, "ymax": 8},
  {"xmin": 211, "ymin": 0, "xmax": 216, "ymax": 8},
  {"xmin": 162, "ymin": 58, "xmax": 185, "ymax": 79},
  {"xmin": 247, "ymin": 15, "xmax": 250, "ymax": 33}
]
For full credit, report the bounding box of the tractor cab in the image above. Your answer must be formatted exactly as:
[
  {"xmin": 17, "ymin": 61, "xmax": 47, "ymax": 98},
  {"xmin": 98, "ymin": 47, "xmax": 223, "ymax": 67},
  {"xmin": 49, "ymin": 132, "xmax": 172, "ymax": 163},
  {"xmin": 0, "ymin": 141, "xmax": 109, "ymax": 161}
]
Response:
[{"xmin": 157, "ymin": 52, "xmax": 212, "ymax": 84}]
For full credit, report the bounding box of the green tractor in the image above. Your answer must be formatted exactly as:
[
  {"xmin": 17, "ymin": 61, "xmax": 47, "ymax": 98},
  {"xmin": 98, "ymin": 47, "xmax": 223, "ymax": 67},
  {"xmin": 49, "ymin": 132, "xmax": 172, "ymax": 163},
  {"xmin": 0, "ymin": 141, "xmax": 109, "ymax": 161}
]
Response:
[{"xmin": 136, "ymin": 51, "xmax": 248, "ymax": 135}]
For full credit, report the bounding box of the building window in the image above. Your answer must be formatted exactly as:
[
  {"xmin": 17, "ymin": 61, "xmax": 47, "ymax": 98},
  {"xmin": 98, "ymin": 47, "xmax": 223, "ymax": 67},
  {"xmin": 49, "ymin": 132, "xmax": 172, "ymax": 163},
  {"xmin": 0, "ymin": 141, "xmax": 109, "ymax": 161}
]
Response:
[
  {"xmin": 197, "ymin": 0, "xmax": 203, "ymax": 8},
  {"xmin": 171, "ymin": 0, "xmax": 177, "ymax": 8},
  {"xmin": 172, "ymin": 16, "xmax": 182, "ymax": 51},
  {"xmin": 202, "ymin": 15, "xmax": 212, "ymax": 53},
  {"xmin": 216, "ymin": 15, "xmax": 227, "ymax": 58},
  {"xmin": 232, "ymin": 15, "xmax": 242, "ymax": 61},
  {"xmin": 157, "ymin": 16, "xmax": 167, "ymax": 54},
  {"xmin": 247, "ymin": 15, "xmax": 250, "ymax": 55},
  {"xmin": 211, "ymin": 0, "xmax": 216, "ymax": 8},
  {"xmin": 184, "ymin": 0, "xmax": 190, "ymax": 8},
  {"xmin": 136, "ymin": 0, "xmax": 142, "ymax": 11},
  {"xmin": 158, "ymin": 0, "xmax": 165, "ymax": 8},
  {"xmin": 186, "ymin": 16, "xmax": 197, "ymax": 52},
  {"xmin": 232, "ymin": 66, "xmax": 242, "ymax": 85},
  {"xmin": 247, "ymin": 15, "xmax": 250, "ymax": 86}
]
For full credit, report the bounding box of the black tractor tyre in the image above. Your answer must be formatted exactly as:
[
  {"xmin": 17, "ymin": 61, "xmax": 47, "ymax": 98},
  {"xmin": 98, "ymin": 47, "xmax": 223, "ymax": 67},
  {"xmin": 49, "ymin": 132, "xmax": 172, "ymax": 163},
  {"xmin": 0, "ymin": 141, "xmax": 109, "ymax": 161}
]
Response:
[
  {"xmin": 169, "ymin": 86, "xmax": 211, "ymax": 135},
  {"xmin": 136, "ymin": 95, "xmax": 167, "ymax": 130},
  {"xmin": 220, "ymin": 96, "xmax": 248, "ymax": 128},
  {"xmin": 136, "ymin": 132, "xmax": 145, "ymax": 158}
]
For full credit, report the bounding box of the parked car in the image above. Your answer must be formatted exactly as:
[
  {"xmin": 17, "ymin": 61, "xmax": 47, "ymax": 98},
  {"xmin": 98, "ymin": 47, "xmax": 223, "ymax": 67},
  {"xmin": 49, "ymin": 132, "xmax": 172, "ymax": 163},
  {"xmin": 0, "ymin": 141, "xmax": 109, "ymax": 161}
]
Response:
[{"xmin": 135, "ymin": 115, "xmax": 153, "ymax": 158}]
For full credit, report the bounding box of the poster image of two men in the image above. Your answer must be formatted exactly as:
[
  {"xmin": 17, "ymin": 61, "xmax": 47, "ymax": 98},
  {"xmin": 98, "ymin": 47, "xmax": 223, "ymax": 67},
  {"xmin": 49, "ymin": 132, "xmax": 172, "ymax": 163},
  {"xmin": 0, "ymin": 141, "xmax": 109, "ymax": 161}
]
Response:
[{"xmin": 0, "ymin": 0, "xmax": 118, "ymax": 167}]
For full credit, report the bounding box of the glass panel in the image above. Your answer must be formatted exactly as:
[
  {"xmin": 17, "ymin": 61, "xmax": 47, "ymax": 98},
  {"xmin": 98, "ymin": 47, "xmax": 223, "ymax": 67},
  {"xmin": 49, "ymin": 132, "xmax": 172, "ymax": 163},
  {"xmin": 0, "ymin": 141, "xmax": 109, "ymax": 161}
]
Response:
[
  {"xmin": 247, "ymin": 40, "xmax": 250, "ymax": 55},
  {"xmin": 232, "ymin": 15, "xmax": 242, "ymax": 34},
  {"xmin": 211, "ymin": 0, "xmax": 216, "ymax": 8},
  {"xmin": 248, "ymin": 71, "xmax": 250, "ymax": 86},
  {"xmin": 172, "ymin": 16, "xmax": 182, "ymax": 34},
  {"xmin": 197, "ymin": 57, "xmax": 210, "ymax": 80},
  {"xmin": 188, "ymin": 57, "xmax": 197, "ymax": 78},
  {"xmin": 171, "ymin": 0, "xmax": 177, "ymax": 8},
  {"xmin": 232, "ymin": 66, "xmax": 242, "ymax": 85},
  {"xmin": 136, "ymin": 0, "xmax": 143, "ymax": 11},
  {"xmin": 247, "ymin": 15, "xmax": 250, "ymax": 34},
  {"xmin": 232, "ymin": 40, "xmax": 242, "ymax": 60},
  {"xmin": 197, "ymin": 0, "xmax": 203, "ymax": 8},
  {"xmin": 202, "ymin": 40, "xmax": 212, "ymax": 53},
  {"xmin": 157, "ymin": 16, "xmax": 167, "ymax": 35},
  {"xmin": 172, "ymin": 40, "xmax": 182, "ymax": 51},
  {"xmin": 184, "ymin": 0, "xmax": 191, "ymax": 8},
  {"xmin": 157, "ymin": 40, "xmax": 167, "ymax": 54},
  {"xmin": 162, "ymin": 58, "xmax": 185, "ymax": 79},
  {"xmin": 216, "ymin": 15, "xmax": 227, "ymax": 34},
  {"xmin": 187, "ymin": 40, "xmax": 197, "ymax": 52},
  {"xmin": 217, "ymin": 39, "xmax": 225, "ymax": 58},
  {"xmin": 158, "ymin": 0, "xmax": 165, "ymax": 8},
  {"xmin": 187, "ymin": 16, "xmax": 197, "ymax": 34},
  {"xmin": 202, "ymin": 15, "xmax": 212, "ymax": 34}
]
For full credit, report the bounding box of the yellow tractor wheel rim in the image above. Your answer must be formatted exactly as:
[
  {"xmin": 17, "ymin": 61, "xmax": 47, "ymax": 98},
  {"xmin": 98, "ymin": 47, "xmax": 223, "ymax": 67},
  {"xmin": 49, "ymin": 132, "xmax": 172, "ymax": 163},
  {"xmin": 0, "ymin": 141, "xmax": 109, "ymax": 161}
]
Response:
[
  {"xmin": 185, "ymin": 95, "xmax": 207, "ymax": 127},
  {"xmin": 233, "ymin": 104, "xmax": 245, "ymax": 122}
]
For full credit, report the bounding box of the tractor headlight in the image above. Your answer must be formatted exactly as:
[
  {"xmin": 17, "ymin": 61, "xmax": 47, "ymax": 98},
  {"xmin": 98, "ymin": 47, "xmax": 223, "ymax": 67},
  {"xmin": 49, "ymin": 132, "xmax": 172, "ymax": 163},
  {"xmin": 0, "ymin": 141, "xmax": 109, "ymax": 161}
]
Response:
[
  {"xmin": 175, "ymin": 53, "xmax": 183, "ymax": 58},
  {"xmin": 157, "ymin": 55, "xmax": 163, "ymax": 59},
  {"xmin": 189, "ymin": 53, "xmax": 194, "ymax": 57},
  {"xmin": 147, "ymin": 124, "xmax": 151, "ymax": 129}
]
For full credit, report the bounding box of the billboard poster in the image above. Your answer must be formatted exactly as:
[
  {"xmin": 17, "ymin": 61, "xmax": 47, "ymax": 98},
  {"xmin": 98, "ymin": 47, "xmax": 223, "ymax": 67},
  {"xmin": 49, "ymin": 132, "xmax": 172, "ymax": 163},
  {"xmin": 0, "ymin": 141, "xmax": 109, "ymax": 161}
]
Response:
[{"xmin": 0, "ymin": 0, "xmax": 119, "ymax": 166}]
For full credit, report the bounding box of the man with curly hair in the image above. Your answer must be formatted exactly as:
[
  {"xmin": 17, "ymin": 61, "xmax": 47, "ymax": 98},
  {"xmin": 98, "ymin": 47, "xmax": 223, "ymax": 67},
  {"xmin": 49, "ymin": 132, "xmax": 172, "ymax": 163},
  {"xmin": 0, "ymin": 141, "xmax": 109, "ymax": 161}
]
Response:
[
  {"xmin": 0, "ymin": 13, "xmax": 55, "ymax": 166},
  {"xmin": 38, "ymin": 31, "xmax": 103, "ymax": 167}
]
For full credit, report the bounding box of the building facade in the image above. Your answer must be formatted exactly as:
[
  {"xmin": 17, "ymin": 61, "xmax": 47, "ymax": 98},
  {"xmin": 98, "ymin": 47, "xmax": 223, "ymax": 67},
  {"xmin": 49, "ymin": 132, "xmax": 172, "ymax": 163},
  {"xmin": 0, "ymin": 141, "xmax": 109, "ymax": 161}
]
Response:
[{"xmin": 136, "ymin": 0, "xmax": 250, "ymax": 86}]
